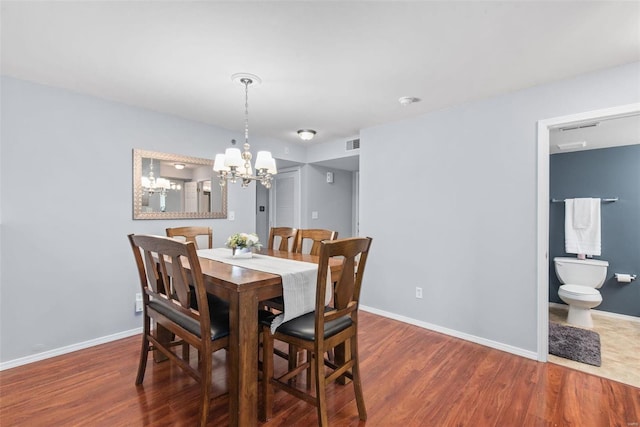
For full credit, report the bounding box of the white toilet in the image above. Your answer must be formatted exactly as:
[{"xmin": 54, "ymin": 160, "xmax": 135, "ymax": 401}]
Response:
[{"xmin": 554, "ymin": 257, "xmax": 609, "ymax": 328}]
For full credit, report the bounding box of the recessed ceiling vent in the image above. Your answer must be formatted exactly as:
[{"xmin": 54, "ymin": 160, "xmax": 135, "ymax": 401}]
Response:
[
  {"xmin": 346, "ymin": 138, "xmax": 360, "ymax": 151},
  {"xmin": 559, "ymin": 122, "xmax": 599, "ymax": 131}
]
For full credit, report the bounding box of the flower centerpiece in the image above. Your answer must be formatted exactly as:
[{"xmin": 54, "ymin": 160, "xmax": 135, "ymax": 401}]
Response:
[{"xmin": 226, "ymin": 232, "xmax": 262, "ymax": 258}]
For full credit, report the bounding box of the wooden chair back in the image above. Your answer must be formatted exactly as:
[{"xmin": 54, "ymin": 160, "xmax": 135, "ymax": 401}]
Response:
[
  {"xmin": 166, "ymin": 226, "xmax": 212, "ymax": 250},
  {"xmin": 293, "ymin": 229, "xmax": 338, "ymax": 256},
  {"xmin": 315, "ymin": 237, "xmax": 372, "ymax": 327},
  {"xmin": 129, "ymin": 234, "xmax": 213, "ymax": 346},
  {"xmin": 267, "ymin": 227, "xmax": 298, "ymax": 251}
]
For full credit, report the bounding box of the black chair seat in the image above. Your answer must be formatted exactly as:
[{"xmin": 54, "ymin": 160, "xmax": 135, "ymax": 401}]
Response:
[
  {"xmin": 150, "ymin": 299, "xmax": 230, "ymax": 340},
  {"xmin": 261, "ymin": 307, "xmax": 352, "ymax": 341}
]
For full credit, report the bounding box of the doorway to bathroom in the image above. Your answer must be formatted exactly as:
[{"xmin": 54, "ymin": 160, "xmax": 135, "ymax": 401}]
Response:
[{"xmin": 536, "ymin": 102, "xmax": 640, "ymax": 387}]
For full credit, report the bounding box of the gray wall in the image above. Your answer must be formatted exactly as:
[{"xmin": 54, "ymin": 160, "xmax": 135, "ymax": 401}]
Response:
[
  {"xmin": 359, "ymin": 61, "xmax": 640, "ymax": 353},
  {"xmin": 301, "ymin": 164, "xmax": 354, "ymax": 238},
  {"xmin": 549, "ymin": 145, "xmax": 640, "ymax": 317},
  {"xmin": 0, "ymin": 76, "xmax": 304, "ymax": 362}
]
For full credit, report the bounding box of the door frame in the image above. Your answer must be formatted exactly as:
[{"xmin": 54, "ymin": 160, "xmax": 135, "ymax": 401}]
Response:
[
  {"xmin": 353, "ymin": 171, "xmax": 360, "ymax": 236},
  {"xmin": 536, "ymin": 102, "xmax": 640, "ymax": 361}
]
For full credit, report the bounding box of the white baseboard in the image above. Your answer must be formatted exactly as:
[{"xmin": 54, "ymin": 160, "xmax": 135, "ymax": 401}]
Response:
[
  {"xmin": 0, "ymin": 327, "xmax": 142, "ymax": 371},
  {"xmin": 359, "ymin": 305, "xmax": 538, "ymax": 361},
  {"xmin": 11, "ymin": 303, "xmax": 633, "ymax": 372},
  {"xmin": 549, "ymin": 302, "xmax": 640, "ymax": 324}
]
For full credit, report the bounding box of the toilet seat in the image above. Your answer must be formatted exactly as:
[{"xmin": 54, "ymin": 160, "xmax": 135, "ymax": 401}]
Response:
[
  {"xmin": 558, "ymin": 284, "xmax": 602, "ymax": 304},
  {"xmin": 559, "ymin": 284, "xmax": 600, "ymax": 297}
]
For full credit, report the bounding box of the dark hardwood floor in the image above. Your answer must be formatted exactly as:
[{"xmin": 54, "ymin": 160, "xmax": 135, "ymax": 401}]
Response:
[{"xmin": 1, "ymin": 311, "xmax": 638, "ymax": 426}]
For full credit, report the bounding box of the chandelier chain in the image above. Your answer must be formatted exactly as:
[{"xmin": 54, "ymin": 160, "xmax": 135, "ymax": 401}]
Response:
[{"xmin": 242, "ymin": 78, "xmax": 250, "ymax": 145}]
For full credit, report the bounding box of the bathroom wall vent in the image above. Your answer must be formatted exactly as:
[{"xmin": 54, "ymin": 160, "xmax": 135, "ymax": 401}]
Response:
[
  {"xmin": 346, "ymin": 138, "xmax": 360, "ymax": 151},
  {"xmin": 559, "ymin": 122, "xmax": 599, "ymax": 131},
  {"xmin": 557, "ymin": 141, "xmax": 587, "ymax": 150}
]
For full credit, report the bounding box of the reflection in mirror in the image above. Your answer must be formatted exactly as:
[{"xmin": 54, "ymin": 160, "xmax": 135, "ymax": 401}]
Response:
[{"xmin": 133, "ymin": 149, "xmax": 227, "ymax": 220}]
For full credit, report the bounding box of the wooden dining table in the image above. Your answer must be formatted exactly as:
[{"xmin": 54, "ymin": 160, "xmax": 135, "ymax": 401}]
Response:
[{"xmin": 174, "ymin": 248, "xmax": 343, "ymax": 427}]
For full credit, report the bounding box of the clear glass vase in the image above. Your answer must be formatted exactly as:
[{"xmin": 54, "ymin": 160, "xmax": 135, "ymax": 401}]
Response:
[{"xmin": 232, "ymin": 247, "xmax": 252, "ymax": 259}]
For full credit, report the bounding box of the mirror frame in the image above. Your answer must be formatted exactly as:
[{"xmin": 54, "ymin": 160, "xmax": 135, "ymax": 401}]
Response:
[{"xmin": 133, "ymin": 149, "xmax": 227, "ymax": 220}]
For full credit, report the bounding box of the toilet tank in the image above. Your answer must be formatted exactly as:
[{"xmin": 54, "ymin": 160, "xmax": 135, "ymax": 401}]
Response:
[{"xmin": 553, "ymin": 257, "xmax": 609, "ymax": 288}]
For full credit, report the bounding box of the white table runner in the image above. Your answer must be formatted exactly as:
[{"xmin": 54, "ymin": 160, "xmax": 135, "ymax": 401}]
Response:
[{"xmin": 197, "ymin": 248, "xmax": 330, "ymax": 332}]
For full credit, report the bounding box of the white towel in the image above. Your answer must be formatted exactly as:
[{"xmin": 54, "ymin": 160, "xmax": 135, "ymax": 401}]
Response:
[
  {"xmin": 573, "ymin": 198, "xmax": 592, "ymax": 229},
  {"xmin": 564, "ymin": 198, "xmax": 601, "ymax": 256}
]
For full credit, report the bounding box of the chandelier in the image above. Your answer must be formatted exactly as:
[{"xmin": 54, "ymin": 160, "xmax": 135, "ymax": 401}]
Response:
[
  {"xmin": 213, "ymin": 73, "xmax": 277, "ymax": 189},
  {"xmin": 141, "ymin": 158, "xmax": 181, "ymax": 196}
]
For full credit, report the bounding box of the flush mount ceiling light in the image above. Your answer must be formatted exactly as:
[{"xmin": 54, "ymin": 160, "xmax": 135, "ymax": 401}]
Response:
[
  {"xmin": 213, "ymin": 73, "xmax": 277, "ymax": 189},
  {"xmin": 297, "ymin": 129, "xmax": 316, "ymax": 141},
  {"xmin": 174, "ymin": 163, "xmax": 185, "ymax": 170},
  {"xmin": 398, "ymin": 96, "xmax": 421, "ymax": 106}
]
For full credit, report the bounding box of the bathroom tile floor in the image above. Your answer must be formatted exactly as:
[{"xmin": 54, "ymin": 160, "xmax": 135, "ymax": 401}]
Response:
[{"xmin": 549, "ymin": 304, "xmax": 640, "ymax": 389}]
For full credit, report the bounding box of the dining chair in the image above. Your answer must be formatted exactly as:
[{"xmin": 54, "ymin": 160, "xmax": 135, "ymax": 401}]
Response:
[
  {"xmin": 128, "ymin": 234, "xmax": 229, "ymax": 427},
  {"xmin": 292, "ymin": 228, "xmax": 338, "ymax": 256},
  {"xmin": 260, "ymin": 237, "xmax": 373, "ymax": 427},
  {"xmin": 166, "ymin": 226, "xmax": 213, "ymax": 250},
  {"xmin": 280, "ymin": 228, "xmax": 340, "ymax": 368},
  {"xmin": 267, "ymin": 227, "xmax": 298, "ymax": 252}
]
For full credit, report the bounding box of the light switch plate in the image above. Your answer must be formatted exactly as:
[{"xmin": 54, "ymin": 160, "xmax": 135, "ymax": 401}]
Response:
[{"xmin": 312, "ymin": 211, "xmax": 319, "ymax": 219}]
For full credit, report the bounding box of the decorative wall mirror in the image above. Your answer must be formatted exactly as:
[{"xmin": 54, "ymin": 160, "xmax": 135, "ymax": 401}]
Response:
[{"xmin": 133, "ymin": 149, "xmax": 227, "ymax": 220}]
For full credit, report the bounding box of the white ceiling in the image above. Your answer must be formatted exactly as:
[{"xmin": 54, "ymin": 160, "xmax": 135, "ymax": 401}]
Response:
[{"xmin": 2, "ymin": 1, "xmax": 639, "ymax": 148}]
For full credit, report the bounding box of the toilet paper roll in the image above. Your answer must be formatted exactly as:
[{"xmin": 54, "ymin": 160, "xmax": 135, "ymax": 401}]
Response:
[{"xmin": 616, "ymin": 274, "xmax": 632, "ymax": 283}]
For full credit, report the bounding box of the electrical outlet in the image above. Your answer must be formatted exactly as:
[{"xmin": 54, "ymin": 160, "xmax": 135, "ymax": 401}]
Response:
[
  {"xmin": 415, "ymin": 287, "xmax": 423, "ymax": 299},
  {"xmin": 135, "ymin": 293, "xmax": 143, "ymax": 313}
]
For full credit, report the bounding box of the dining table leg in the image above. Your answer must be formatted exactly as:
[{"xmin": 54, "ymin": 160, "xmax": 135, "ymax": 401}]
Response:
[{"xmin": 228, "ymin": 290, "xmax": 259, "ymax": 427}]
